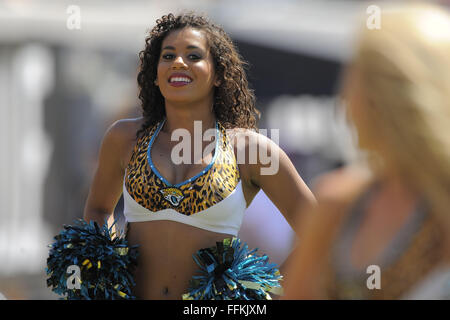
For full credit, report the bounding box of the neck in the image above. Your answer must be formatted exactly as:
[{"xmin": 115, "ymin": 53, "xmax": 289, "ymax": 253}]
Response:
[
  {"xmin": 377, "ymin": 169, "xmax": 419, "ymax": 204},
  {"xmin": 163, "ymin": 101, "xmax": 216, "ymax": 134}
]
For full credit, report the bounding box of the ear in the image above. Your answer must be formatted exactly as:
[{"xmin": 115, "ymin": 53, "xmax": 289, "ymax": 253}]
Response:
[{"xmin": 154, "ymin": 79, "xmax": 159, "ymax": 86}]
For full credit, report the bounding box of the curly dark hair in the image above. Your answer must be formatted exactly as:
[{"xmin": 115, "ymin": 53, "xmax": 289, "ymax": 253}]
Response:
[{"xmin": 136, "ymin": 12, "xmax": 260, "ymax": 137}]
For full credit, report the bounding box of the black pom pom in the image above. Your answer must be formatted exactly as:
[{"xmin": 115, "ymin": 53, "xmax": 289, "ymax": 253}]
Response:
[
  {"xmin": 46, "ymin": 219, "xmax": 139, "ymax": 300},
  {"xmin": 183, "ymin": 238, "xmax": 283, "ymax": 300}
]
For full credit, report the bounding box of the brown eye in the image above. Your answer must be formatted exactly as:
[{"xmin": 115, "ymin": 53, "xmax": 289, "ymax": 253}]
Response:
[
  {"xmin": 162, "ymin": 53, "xmax": 175, "ymax": 60},
  {"xmin": 188, "ymin": 54, "xmax": 201, "ymax": 60}
]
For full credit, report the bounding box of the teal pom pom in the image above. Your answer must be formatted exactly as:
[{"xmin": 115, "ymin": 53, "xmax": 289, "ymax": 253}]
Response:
[
  {"xmin": 183, "ymin": 237, "xmax": 283, "ymax": 300},
  {"xmin": 46, "ymin": 219, "xmax": 139, "ymax": 300}
]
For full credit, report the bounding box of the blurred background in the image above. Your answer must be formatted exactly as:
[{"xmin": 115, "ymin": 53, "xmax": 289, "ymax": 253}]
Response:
[{"xmin": 0, "ymin": 0, "xmax": 447, "ymax": 299}]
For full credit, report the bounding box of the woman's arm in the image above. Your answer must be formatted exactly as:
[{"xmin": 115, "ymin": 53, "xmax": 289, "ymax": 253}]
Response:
[
  {"xmin": 240, "ymin": 130, "xmax": 317, "ymax": 232},
  {"xmin": 281, "ymin": 199, "xmax": 343, "ymax": 299},
  {"xmin": 83, "ymin": 120, "xmax": 133, "ymax": 228},
  {"xmin": 232, "ymin": 131, "xmax": 316, "ymax": 281},
  {"xmin": 281, "ymin": 166, "xmax": 372, "ymax": 299}
]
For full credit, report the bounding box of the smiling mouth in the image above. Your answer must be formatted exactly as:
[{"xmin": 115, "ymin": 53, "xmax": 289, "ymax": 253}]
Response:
[{"xmin": 168, "ymin": 76, "xmax": 192, "ymax": 87}]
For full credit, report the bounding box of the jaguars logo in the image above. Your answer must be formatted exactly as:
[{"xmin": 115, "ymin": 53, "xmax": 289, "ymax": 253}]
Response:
[{"xmin": 159, "ymin": 187, "xmax": 185, "ymax": 207}]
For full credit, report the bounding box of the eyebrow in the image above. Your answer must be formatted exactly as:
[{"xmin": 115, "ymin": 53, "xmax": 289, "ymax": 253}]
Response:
[{"xmin": 161, "ymin": 45, "xmax": 202, "ymax": 50}]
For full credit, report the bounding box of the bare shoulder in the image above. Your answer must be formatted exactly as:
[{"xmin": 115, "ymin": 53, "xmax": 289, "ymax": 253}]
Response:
[
  {"xmin": 106, "ymin": 117, "xmax": 145, "ymax": 142},
  {"xmin": 226, "ymin": 127, "xmax": 277, "ymax": 151},
  {"xmin": 100, "ymin": 117, "xmax": 145, "ymax": 169},
  {"xmin": 312, "ymin": 164, "xmax": 373, "ymax": 204},
  {"xmin": 226, "ymin": 127, "xmax": 256, "ymax": 144}
]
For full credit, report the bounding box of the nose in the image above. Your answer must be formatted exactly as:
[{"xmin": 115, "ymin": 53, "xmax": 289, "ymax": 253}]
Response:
[{"xmin": 172, "ymin": 56, "xmax": 188, "ymax": 69}]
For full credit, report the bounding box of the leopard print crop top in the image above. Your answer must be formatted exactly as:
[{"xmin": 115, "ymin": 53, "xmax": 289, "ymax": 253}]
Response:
[{"xmin": 122, "ymin": 119, "xmax": 247, "ymax": 236}]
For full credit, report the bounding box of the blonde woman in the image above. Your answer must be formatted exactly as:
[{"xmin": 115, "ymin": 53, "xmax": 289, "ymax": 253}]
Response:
[{"xmin": 282, "ymin": 2, "xmax": 450, "ymax": 299}]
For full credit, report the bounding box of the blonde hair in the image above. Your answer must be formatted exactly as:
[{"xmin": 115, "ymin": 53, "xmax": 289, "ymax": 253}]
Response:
[{"xmin": 351, "ymin": 2, "xmax": 450, "ymax": 225}]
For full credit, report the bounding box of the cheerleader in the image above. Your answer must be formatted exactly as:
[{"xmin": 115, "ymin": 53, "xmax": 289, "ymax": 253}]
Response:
[{"xmin": 48, "ymin": 13, "xmax": 316, "ymax": 300}]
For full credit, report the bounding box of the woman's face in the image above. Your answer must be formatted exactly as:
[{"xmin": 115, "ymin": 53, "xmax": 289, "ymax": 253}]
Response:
[
  {"xmin": 156, "ymin": 27, "xmax": 218, "ymax": 105},
  {"xmin": 341, "ymin": 65, "xmax": 376, "ymax": 152},
  {"xmin": 342, "ymin": 65, "xmax": 401, "ymax": 174}
]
